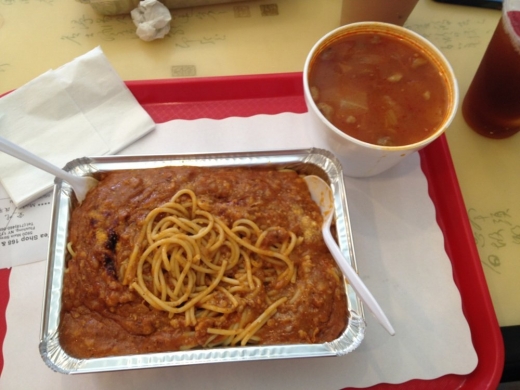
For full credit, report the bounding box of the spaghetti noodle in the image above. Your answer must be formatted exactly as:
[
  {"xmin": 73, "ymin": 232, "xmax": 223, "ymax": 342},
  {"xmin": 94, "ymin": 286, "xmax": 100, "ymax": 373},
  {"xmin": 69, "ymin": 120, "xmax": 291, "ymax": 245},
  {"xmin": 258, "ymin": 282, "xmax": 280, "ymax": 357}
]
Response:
[{"xmin": 121, "ymin": 188, "xmax": 300, "ymax": 346}]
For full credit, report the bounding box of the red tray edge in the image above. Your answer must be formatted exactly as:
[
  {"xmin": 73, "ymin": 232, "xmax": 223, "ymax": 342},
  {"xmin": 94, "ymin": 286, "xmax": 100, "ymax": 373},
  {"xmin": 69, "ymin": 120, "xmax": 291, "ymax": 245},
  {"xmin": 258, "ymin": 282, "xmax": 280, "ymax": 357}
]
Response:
[
  {"xmin": 419, "ymin": 136, "xmax": 505, "ymax": 389},
  {"xmin": 0, "ymin": 268, "xmax": 9, "ymax": 377}
]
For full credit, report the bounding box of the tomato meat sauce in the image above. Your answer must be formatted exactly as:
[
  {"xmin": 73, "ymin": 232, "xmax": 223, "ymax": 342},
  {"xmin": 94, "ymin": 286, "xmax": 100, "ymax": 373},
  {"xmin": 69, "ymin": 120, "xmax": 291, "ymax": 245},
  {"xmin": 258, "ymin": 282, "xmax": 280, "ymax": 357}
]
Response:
[
  {"xmin": 308, "ymin": 32, "xmax": 449, "ymax": 147},
  {"xmin": 59, "ymin": 166, "xmax": 347, "ymax": 358}
]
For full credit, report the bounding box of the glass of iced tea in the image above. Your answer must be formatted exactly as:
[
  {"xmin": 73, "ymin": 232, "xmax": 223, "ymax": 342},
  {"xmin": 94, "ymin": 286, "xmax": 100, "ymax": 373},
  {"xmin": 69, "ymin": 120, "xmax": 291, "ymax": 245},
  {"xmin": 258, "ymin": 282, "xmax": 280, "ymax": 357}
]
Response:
[
  {"xmin": 303, "ymin": 22, "xmax": 458, "ymax": 177},
  {"xmin": 462, "ymin": 0, "xmax": 520, "ymax": 139}
]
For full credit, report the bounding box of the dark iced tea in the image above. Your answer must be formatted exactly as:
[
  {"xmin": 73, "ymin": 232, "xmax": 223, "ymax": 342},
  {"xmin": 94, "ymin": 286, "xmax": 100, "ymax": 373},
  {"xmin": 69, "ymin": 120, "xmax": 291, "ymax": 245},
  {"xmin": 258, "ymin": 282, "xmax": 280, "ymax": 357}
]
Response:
[{"xmin": 462, "ymin": 10, "xmax": 520, "ymax": 139}]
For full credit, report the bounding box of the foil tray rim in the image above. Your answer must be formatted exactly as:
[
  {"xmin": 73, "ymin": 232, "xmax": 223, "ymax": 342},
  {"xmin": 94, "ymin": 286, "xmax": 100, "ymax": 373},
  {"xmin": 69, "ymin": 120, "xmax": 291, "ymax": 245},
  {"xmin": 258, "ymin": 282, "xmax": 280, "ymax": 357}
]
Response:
[{"xmin": 40, "ymin": 147, "xmax": 366, "ymax": 374}]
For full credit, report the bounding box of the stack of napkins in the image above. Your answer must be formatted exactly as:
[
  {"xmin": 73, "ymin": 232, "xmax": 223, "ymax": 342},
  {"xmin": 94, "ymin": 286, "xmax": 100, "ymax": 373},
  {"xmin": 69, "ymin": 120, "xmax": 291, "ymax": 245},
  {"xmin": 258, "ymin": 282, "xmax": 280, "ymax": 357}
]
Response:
[{"xmin": 0, "ymin": 46, "xmax": 155, "ymax": 207}]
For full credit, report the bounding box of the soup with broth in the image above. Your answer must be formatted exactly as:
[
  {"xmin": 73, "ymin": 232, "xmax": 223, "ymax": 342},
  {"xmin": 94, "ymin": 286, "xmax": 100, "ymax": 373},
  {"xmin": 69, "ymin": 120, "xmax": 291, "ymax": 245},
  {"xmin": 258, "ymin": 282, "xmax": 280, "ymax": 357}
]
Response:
[{"xmin": 308, "ymin": 32, "xmax": 449, "ymax": 147}]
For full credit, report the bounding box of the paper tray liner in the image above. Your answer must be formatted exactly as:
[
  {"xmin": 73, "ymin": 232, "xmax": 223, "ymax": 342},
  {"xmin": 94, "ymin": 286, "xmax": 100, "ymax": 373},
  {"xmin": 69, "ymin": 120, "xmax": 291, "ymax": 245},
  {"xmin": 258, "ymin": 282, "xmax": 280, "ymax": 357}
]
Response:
[{"xmin": 39, "ymin": 147, "xmax": 365, "ymax": 374}]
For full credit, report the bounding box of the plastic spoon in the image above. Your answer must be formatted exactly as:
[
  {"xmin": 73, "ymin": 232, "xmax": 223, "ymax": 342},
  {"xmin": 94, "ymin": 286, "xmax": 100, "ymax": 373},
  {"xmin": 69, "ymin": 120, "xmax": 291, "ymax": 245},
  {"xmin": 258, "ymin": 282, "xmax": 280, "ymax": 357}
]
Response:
[
  {"xmin": 304, "ymin": 175, "xmax": 395, "ymax": 336},
  {"xmin": 0, "ymin": 136, "xmax": 97, "ymax": 204}
]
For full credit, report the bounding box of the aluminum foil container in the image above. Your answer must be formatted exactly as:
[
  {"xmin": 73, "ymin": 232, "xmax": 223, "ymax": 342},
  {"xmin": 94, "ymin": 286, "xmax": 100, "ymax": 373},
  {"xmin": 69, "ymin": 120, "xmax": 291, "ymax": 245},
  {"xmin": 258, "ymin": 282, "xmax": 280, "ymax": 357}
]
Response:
[{"xmin": 40, "ymin": 148, "xmax": 366, "ymax": 374}]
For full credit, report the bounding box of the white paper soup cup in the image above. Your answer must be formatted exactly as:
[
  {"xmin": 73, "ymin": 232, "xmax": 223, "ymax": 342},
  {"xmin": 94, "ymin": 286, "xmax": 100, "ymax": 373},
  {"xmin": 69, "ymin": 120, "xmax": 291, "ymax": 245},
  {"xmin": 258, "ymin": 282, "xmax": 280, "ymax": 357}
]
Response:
[{"xmin": 303, "ymin": 22, "xmax": 459, "ymax": 177}]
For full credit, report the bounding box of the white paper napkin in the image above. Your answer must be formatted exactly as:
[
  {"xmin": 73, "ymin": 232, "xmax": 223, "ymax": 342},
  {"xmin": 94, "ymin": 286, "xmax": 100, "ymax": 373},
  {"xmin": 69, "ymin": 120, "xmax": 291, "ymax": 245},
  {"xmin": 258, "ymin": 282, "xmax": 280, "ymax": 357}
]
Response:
[
  {"xmin": 0, "ymin": 46, "xmax": 155, "ymax": 207},
  {"xmin": 1, "ymin": 113, "xmax": 478, "ymax": 389}
]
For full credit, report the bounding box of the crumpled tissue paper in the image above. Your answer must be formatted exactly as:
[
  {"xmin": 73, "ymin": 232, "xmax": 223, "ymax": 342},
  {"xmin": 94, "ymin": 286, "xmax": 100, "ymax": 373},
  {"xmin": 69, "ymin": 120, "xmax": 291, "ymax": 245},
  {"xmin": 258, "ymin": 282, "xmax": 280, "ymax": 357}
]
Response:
[
  {"xmin": 131, "ymin": 0, "xmax": 172, "ymax": 41},
  {"xmin": 0, "ymin": 46, "xmax": 156, "ymax": 207}
]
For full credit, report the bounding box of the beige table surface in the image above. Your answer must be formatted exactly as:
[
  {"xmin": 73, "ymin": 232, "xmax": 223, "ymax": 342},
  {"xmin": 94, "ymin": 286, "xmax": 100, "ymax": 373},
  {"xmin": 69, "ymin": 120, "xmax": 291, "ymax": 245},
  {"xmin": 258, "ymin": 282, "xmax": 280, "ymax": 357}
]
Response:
[{"xmin": 0, "ymin": 0, "xmax": 519, "ymax": 327}]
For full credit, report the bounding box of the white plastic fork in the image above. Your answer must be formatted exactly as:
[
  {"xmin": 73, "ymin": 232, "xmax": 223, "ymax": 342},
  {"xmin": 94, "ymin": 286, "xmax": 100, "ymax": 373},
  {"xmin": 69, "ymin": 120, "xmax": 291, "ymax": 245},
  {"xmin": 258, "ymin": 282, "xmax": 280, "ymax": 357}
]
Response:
[
  {"xmin": 0, "ymin": 135, "xmax": 98, "ymax": 204},
  {"xmin": 304, "ymin": 175, "xmax": 395, "ymax": 336}
]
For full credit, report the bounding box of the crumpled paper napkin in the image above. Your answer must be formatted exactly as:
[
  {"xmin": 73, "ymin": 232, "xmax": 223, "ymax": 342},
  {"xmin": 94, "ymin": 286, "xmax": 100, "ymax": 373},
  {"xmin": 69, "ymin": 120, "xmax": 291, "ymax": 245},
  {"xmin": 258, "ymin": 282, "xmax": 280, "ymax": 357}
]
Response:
[
  {"xmin": 0, "ymin": 46, "xmax": 155, "ymax": 207},
  {"xmin": 131, "ymin": 0, "xmax": 172, "ymax": 41}
]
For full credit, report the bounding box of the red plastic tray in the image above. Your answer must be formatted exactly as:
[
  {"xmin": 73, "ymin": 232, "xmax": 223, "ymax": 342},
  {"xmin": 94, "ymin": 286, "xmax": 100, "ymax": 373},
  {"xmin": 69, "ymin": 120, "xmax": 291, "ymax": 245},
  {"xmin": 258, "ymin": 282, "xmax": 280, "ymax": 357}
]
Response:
[{"xmin": 0, "ymin": 72, "xmax": 504, "ymax": 388}]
